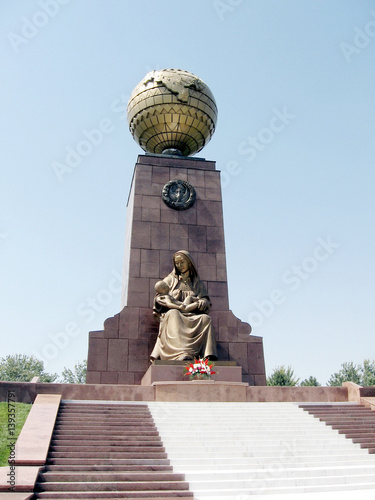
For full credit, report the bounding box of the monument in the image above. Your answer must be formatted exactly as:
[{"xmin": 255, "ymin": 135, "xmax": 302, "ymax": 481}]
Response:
[{"xmin": 86, "ymin": 69, "xmax": 266, "ymax": 385}]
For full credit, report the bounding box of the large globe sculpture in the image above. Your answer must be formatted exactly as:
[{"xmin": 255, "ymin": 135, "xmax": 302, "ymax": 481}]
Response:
[{"xmin": 127, "ymin": 69, "xmax": 218, "ymax": 156}]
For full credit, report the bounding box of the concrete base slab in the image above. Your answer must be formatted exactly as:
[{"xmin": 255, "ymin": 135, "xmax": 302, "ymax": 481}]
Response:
[
  {"xmin": 0, "ymin": 380, "xmax": 353, "ymax": 403},
  {"xmin": 153, "ymin": 381, "xmax": 248, "ymax": 402},
  {"xmin": 141, "ymin": 361, "xmax": 242, "ymax": 385}
]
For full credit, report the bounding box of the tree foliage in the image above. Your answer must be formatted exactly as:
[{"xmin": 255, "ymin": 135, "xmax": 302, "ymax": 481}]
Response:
[
  {"xmin": 266, "ymin": 365, "xmax": 299, "ymax": 386},
  {"xmin": 0, "ymin": 354, "xmax": 57, "ymax": 383},
  {"xmin": 361, "ymin": 359, "xmax": 375, "ymax": 387},
  {"xmin": 61, "ymin": 360, "xmax": 87, "ymax": 384},
  {"xmin": 300, "ymin": 376, "xmax": 321, "ymax": 387},
  {"xmin": 327, "ymin": 361, "xmax": 362, "ymax": 386}
]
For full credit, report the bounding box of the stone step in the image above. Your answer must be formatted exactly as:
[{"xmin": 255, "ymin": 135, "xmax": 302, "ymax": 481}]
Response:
[
  {"xmin": 56, "ymin": 415, "xmax": 154, "ymax": 426},
  {"xmin": 45, "ymin": 465, "xmax": 173, "ymax": 472},
  {"xmin": 191, "ymin": 482, "xmax": 375, "ymax": 497},
  {"xmin": 34, "ymin": 492, "xmax": 193, "ymax": 499},
  {"xmin": 152, "ymin": 448, "xmax": 367, "ymax": 459},
  {"xmin": 51, "ymin": 436, "xmax": 161, "ymax": 444},
  {"xmin": 54, "ymin": 423, "xmax": 155, "ymax": 433},
  {"xmin": 50, "ymin": 439, "xmax": 163, "ymax": 447},
  {"xmin": 59, "ymin": 404, "xmax": 149, "ymax": 410},
  {"xmin": 308, "ymin": 409, "xmax": 375, "ymax": 414},
  {"xmin": 301, "ymin": 406, "xmax": 372, "ymax": 412},
  {"xmin": 53, "ymin": 430, "xmax": 160, "ymax": 437},
  {"xmin": 38, "ymin": 472, "xmax": 185, "ymax": 483},
  {"xmin": 52, "ymin": 433, "xmax": 161, "ymax": 440},
  {"xmin": 57, "ymin": 411, "xmax": 153, "ymax": 417},
  {"xmin": 318, "ymin": 418, "xmax": 375, "ymax": 425},
  {"xmin": 49, "ymin": 445, "xmax": 165, "ymax": 453},
  {"xmin": 172, "ymin": 457, "xmax": 375, "ymax": 471},
  {"xmin": 58, "ymin": 407, "xmax": 151, "ymax": 412},
  {"xmin": 184, "ymin": 464, "xmax": 375, "ymax": 481},
  {"xmin": 335, "ymin": 424, "xmax": 375, "ymax": 431},
  {"xmin": 155, "ymin": 442, "xmax": 362, "ymax": 454},
  {"xmin": 48, "ymin": 451, "xmax": 168, "ymax": 459},
  {"xmin": 342, "ymin": 429, "xmax": 375, "ymax": 435},
  {"xmin": 352, "ymin": 437, "xmax": 375, "ymax": 444},
  {"xmin": 36, "ymin": 481, "xmax": 190, "ymax": 492},
  {"xmin": 46, "ymin": 459, "xmax": 171, "ymax": 467},
  {"xmin": 188, "ymin": 472, "xmax": 375, "ymax": 491}
]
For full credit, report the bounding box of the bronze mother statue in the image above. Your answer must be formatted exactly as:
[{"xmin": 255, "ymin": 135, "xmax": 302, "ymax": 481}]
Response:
[{"xmin": 150, "ymin": 250, "xmax": 217, "ymax": 362}]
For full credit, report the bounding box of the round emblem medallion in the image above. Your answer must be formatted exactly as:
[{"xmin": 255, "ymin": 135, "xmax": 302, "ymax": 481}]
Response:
[{"xmin": 162, "ymin": 179, "xmax": 196, "ymax": 211}]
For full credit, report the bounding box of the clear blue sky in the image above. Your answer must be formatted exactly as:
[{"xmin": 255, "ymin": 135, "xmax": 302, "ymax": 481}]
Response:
[{"xmin": 1, "ymin": 0, "xmax": 374, "ymax": 384}]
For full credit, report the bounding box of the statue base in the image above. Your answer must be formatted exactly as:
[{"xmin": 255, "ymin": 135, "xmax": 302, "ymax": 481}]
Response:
[
  {"xmin": 86, "ymin": 154, "xmax": 267, "ymax": 386},
  {"xmin": 141, "ymin": 360, "xmax": 242, "ymax": 385}
]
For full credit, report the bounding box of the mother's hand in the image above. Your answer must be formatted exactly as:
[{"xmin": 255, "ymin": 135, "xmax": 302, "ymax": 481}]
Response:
[
  {"xmin": 157, "ymin": 295, "xmax": 168, "ymax": 306},
  {"xmin": 197, "ymin": 299, "xmax": 208, "ymax": 311}
]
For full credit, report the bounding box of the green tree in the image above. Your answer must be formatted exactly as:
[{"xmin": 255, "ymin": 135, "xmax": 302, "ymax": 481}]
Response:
[
  {"xmin": 300, "ymin": 376, "xmax": 321, "ymax": 387},
  {"xmin": 0, "ymin": 354, "xmax": 57, "ymax": 383},
  {"xmin": 61, "ymin": 360, "xmax": 87, "ymax": 384},
  {"xmin": 328, "ymin": 361, "xmax": 361, "ymax": 386},
  {"xmin": 266, "ymin": 365, "xmax": 299, "ymax": 386},
  {"xmin": 361, "ymin": 359, "xmax": 375, "ymax": 386}
]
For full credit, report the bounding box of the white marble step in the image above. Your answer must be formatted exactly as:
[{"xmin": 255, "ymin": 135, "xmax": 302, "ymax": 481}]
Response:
[
  {"xmin": 189, "ymin": 472, "xmax": 375, "ymax": 490},
  {"xmin": 172, "ymin": 457, "xmax": 375, "ymax": 471},
  {"xmin": 185, "ymin": 464, "xmax": 375, "ymax": 481},
  {"xmin": 148, "ymin": 402, "xmax": 375, "ymax": 496},
  {"xmin": 192, "ymin": 482, "xmax": 375, "ymax": 498}
]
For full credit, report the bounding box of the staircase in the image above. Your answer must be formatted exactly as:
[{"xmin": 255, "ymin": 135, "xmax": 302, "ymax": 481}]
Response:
[
  {"xmin": 148, "ymin": 402, "xmax": 375, "ymax": 498},
  {"xmin": 32, "ymin": 401, "xmax": 193, "ymax": 499},
  {"xmin": 300, "ymin": 403, "xmax": 375, "ymax": 454}
]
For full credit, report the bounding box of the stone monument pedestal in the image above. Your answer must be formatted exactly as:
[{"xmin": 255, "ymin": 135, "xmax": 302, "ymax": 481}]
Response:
[
  {"xmin": 141, "ymin": 360, "xmax": 242, "ymax": 385},
  {"xmin": 86, "ymin": 154, "xmax": 267, "ymax": 386}
]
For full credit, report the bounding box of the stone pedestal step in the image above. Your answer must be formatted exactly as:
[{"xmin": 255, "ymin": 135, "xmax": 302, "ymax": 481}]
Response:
[
  {"xmin": 46, "ymin": 459, "xmax": 171, "ymax": 467},
  {"xmin": 45, "ymin": 464, "xmax": 174, "ymax": 472},
  {"xmin": 39, "ymin": 472, "xmax": 186, "ymax": 483},
  {"xmin": 50, "ymin": 439, "xmax": 163, "ymax": 447},
  {"xmin": 53, "ymin": 430, "xmax": 160, "ymax": 437},
  {"xmin": 53, "ymin": 424, "xmax": 156, "ymax": 432},
  {"xmin": 51, "ymin": 436, "xmax": 161, "ymax": 443},
  {"xmin": 36, "ymin": 480, "xmax": 190, "ymax": 492},
  {"xmin": 300, "ymin": 403, "xmax": 375, "ymax": 455},
  {"xmin": 34, "ymin": 493, "xmax": 193, "ymax": 499},
  {"xmin": 48, "ymin": 452, "xmax": 168, "ymax": 459},
  {"xmin": 55, "ymin": 418, "xmax": 154, "ymax": 425}
]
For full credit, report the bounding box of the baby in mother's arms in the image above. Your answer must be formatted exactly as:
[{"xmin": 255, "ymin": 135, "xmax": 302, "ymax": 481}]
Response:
[{"xmin": 154, "ymin": 280, "xmax": 199, "ymax": 313}]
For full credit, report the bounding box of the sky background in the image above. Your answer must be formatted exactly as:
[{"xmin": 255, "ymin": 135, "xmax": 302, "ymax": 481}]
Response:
[{"xmin": 1, "ymin": 0, "xmax": 374, "ymax": 385}]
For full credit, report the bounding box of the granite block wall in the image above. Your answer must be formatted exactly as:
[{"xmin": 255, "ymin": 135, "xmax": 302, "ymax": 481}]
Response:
[{"xmin": 86, "ymin": 154, "xmax": 266, "ymax": 385}]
